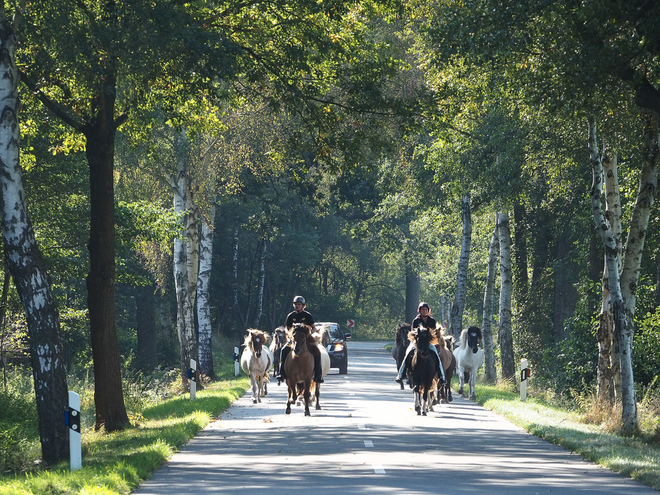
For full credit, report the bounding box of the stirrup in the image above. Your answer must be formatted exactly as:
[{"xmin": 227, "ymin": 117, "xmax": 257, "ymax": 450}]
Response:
[{"xmin": 395, "ymin": 376, "xmax": 403, "ymax": 383}]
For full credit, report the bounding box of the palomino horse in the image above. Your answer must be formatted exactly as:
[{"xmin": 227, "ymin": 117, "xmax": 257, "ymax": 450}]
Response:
[
  {"xmin": 453, "ymin": 326, "xmax": 484, "ymax": 400},
  {"xmin": 409, "ymin": 325, "xmax": 439, "ymax": 416},
  {"xmin": 392, "ymin": 322, "xmax": 411, "ymax": 390},
  {"xmin": 283, "ymin": 323, "xmax": 315, "ymax": 416},
  {"xmin": 240, "ymin": 329, "xmax": 273, "ymax": 404},
  {"xmin": 306, "ymin": 329, "xmax": 331, "ymax": 410},
  {"xmin": 269, "ymin": 326, "xmax": 287, "ymax": 378},
  {"xmin": 432, "ymin": 325, "xmax": 455, "ymax": 404}
]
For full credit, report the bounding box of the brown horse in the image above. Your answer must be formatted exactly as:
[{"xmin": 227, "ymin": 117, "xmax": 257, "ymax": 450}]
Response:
[
  {"xmin": 409, "ymin": 325, "xmax": 439, "ymax": 416},
  {"xmin": 283, "ymin": 323, "xmax": 315, "ymax": 416},
  {"xmin": 433, "ymin": 325, "xmax": 455, "ymax": 404}
]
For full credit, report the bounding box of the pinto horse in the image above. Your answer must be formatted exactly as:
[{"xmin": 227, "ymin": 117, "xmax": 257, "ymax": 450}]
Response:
[
  {"xmin": 432, "ymin": 326, "xmax": 455, "ymax": 404},
  {"xmin": 283, "ymin": 323, "xmax": 315, "ymax": 416},
  {"xmin": 453, "ymin": 326, "xmax": 484, "ymax": 400},
  {"xmin": 240, "ymin": 329, "xmax": 273, "ymax": 404},
  {"xmin": 269, "ymin": 326, "xmax": 287, "ymax": 378},
  {"xmin": 409, "ymin": 325, "xmax": 439, "ymax": 416},
  {"xmin": 392, "ymin": 323, "xmax": 411, "ymax": 390}
]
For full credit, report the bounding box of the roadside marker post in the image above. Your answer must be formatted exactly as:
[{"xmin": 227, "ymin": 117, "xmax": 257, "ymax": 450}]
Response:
[
  {"xmin": 65, "ymin": 391, "xmax": 81, "ymax": 471},
  {"xmin": 233, "ymin": 347, "xmax": 240, "ymax": 377},
  {"xmin": 520, "ymin": 358, "xmax": 530, "ymax": 402},
  {"xmin": 188, "ymin": 359, "xmax": 197, "ymax": 400}
]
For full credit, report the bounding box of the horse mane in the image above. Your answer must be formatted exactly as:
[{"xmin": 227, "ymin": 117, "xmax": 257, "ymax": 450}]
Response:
[
  {"xmin": 244, "ymin": 328, "xmax": 269, "ymax": 347},
  {"xmin": 433, "ymin": 324, "xmax": 448, "ymax": 349},
  {"xmin": 287, "ymin": 323, "xmax": 312, "ymax": 340},
  {"xmin": 409, "ymin": 325, "xmax": 439, "ymax": 347},
  {"xmin": 311, "ymin": 327, "xmax": 326, "ymax": 344}
]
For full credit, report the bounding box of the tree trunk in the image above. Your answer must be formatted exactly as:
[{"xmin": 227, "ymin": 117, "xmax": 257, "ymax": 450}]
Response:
[
  {"xmin": 197, "ymin": 206, "xmax": 215, "ymax": 379},
  {"xmin": 252, "ymin": 239, "xmax": 266, "ymax": 328},
  {"xmin": 589, "ymin": 120, "xmax": 638, "ymax": 434},
  {"xmin": 0, "ymin": 16, "xmax": 70, "ymax": 461},
  {"xmin": 498, "ymin": 212, "xmax": 515, "ymax": 379},
  {"xmin": 553, "ymin": 234, "xmax": 578, "ymax": 342},
  {"xmin": 482, "ymin": 214, "xmax": 499, "ymax": 383},
  {"xmin": 620, "ymin": 114, "xmax": 658, "ymax": 433},
  {"xmin": 450, "ymin": 195, "xmax": 472, "ymax": 341},
  {"xmin": 231, "ymin": 219, "xmax": 242, "ymax": 327},
  {"xmin": 136, "ymin": 284, "xmax": 158, "ymax": 371},
  {"xmin": 405, "ymin": 267, "xmax": 420, "ymax": 324},
  {"xmin": 171, "ymin": 145, "xmax": 198, "ymax": 386}
]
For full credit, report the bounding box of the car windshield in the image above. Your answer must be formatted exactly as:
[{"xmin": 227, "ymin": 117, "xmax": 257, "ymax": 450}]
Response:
[{"xmin": 327, "ymin": 326, "xmax": 342, "ymax": 340}]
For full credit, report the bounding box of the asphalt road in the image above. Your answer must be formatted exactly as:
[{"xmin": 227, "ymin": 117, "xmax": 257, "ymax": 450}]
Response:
[{"xmin": 133, "ymin": 341, "xmax": 657, "ymax": 494}]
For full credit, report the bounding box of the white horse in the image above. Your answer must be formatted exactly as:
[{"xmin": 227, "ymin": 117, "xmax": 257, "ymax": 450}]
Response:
[
  {"xmin": 240, "ymin": 329, "xmax": 273, "ymax": 404},
  {"xmin": 453, "ymin": 326, "xmax": 484, "ymax": 400}
]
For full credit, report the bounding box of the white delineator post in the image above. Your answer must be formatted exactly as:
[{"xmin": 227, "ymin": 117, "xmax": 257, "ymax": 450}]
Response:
[
  {"xmin": 189, "ymin": 358, "xmax": 197, "ymax": 400},
  {"xmin": 520, "ymin": 358, "xmax": 529, "ymax": 402},
  {"xmin": 67, "ymin": 391, "xmax": 81, "ymax": 471},
  {"xmin": 234, "ymin": 346, "xmax": 240, "ymax": 377}
]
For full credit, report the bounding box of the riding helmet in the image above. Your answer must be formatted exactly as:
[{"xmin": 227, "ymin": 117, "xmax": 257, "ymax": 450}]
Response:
[
  {"xmin": 293, "ymin": 295, "xmax": 306, "ymax": 304},
  {"xmin": 418, "ymin": 301, "xmax": 430, "ymax": 311}
]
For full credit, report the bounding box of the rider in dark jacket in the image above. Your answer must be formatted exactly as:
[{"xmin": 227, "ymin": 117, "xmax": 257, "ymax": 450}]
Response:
[
  {"xmin": 395, "ymin": 302, "xmax": 446, "ymax": 385},
  {"xmin": 277, "ymin": 296, "xmax": 324, "ymax": 384}
]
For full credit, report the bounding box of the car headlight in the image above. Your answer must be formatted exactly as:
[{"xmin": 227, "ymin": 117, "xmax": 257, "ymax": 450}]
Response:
[{"xmin": 334, "ymin": 343, "xmax": 344, "ymax": 352}]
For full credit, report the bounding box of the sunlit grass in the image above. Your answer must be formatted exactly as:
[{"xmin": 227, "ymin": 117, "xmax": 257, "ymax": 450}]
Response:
[
  {"xmin": 0, "ymin": 377, "xmax": 249, "ymax": 495},
  {"xmin": 471, "ymin": 380, "xmax": 660, "ymax": 491}
]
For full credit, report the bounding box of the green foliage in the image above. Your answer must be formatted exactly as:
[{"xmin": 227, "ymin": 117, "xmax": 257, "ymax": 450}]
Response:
[
  {"xmin": 633, "ymin": 308, "xmax": 660, "ymax": 387},
  {"xmin": 0, "ymin": 391, "xmax": 39, "ymax": 474}
]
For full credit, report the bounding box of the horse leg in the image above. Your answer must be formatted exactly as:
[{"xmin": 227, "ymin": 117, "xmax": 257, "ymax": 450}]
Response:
[
  {"xmin": 469, "ymin": 372, "xmax": 477, "ymax": 400},
  {"xmin": 304, "ymin": 383, "xmax": 311, "ymax": 416},
  {"xmin": 251, "ymin": 374, "xmax": 258, "ymax": 404},
  {"xmin": 315, "ymin": 382, "xmax": 321, "ymax": 410},
  {"xmin": 414, "ymin": 386, "xmax": 421, "ymax": 415},
  {"xmin": 458, "ymin": 368, "xmax": 465, "ymax": 396}
]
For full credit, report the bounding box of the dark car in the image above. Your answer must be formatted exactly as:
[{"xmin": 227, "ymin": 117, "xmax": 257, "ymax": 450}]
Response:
[{"xmin": 315, "ymin": 322, "xmax": 351, "ymax": 374}]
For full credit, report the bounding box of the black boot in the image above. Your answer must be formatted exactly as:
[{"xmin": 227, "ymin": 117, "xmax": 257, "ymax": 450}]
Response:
[
  {"xmin": 278, "ymin": 346, "xmax": 291, "ymax": 384},
  {"xmin": 314, "ymin": 354, "xmax": 324, "ymax": 383}
]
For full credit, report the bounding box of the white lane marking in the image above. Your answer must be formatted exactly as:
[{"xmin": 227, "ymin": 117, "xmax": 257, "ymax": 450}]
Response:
[
  {"xmin": 358, "ymin": 424, "xmax": 366, "ymax": 429},
  {"xmin": 373, "ymin": 464, "xmax": 385, "ymax": 474},
  {"xmin": 364, "ymin": 440, "xmax": 374, "ymax": 447}
]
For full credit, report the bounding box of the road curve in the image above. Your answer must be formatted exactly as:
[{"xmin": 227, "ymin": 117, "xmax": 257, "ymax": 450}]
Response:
[{"xmin": 133, "ymin": 341, "xmax": 656, "ymax": 494}]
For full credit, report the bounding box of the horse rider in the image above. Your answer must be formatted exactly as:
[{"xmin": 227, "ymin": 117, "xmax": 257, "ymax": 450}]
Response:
[
  {"xmin": 277, "ymin": 295, "xmax": 324, "ymax": 384},
  {"xmin": 395, "ymin": 302, "xmax": 446, "ymax": 385}
]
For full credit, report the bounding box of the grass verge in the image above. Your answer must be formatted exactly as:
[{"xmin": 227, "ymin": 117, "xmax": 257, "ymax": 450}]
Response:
[
  {"xmin": 471, "ymin": 382, "xmax": 660, "ymax": 491},
  {"xmin": 0, "ymin": 376, "xmax": 249, "ymax": 495}
]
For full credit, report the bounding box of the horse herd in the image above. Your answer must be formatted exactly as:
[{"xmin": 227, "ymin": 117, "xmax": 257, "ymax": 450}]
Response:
[
  {"xmin": 392, "ymin": 323, "xmax": 484, "ymax": 415},
  {"xmin": 239, "ymin": 322, "xmax": 484, "ymax": 417}
]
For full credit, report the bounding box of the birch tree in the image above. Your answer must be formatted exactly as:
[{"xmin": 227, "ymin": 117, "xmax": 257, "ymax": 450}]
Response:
[
  {"xmin": 482, "ymin": 215, "xmax": 499, "ymax": 382},
  {"xmin": 0, "ymin": 7, "xmax": 68, "ymax": 463},
  {"xmin": 498, "ymin": 211, "xmax": 514, "ymax": 380},
  {"xmin": 450, "ymin": 195, "xmax": 471, "ymax": 340},
  {"xmin": 197, "ymin": 205, "xmax": 215, "ymax": 379}
]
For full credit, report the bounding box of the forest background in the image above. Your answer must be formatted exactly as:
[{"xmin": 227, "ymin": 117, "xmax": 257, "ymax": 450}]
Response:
[{"xmin": 2, "ymin": 0, "xmax": 660, "ymax": 476}]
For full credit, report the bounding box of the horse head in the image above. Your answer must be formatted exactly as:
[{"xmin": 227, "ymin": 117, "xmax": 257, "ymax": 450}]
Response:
[
  {"xmin": 289, "ymin": 323, "xmax": 311, "ymax": 353},
  {"xmin": 466, "ymin": 326, "xmax": 482, "ymax": 354},
  {"xmin": 245, "ymin": 329, "xmax": 269, "ymax": 358},
  {"xmin": 274, "ymin": 327, "xmax": 287, "ymax": 347},
  {"xmin": 396, "ymin": 323, "xmax": 411, "ymax": 346},
  {"xmin": 409, "ymin": 325, "xmax": 438, "ymax": 355}
]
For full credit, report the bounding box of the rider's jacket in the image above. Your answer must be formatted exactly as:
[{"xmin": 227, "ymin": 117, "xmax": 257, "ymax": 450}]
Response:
[
  {"xmin": 412, "ymin": 315, "xmax": 437, "ymax": 330},
  {"xmin": 285, "ymin": 309, "xmax": 315, "ymax": 329}
]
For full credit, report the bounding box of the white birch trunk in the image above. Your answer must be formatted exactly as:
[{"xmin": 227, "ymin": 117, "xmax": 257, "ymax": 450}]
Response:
[
  {"xmin": 252, "ymin": 239, "xmax": 267, "ymax": 328},
  {"xmin": 0, "ymin": 16, "xmax": 69, "ymax": 462},
  {"xmin": 197, "ymin": 205, "xmax": 215, "ymax": 378},
  {"xmin": 450, "ymin": 195, "xmax": 472, "ymax": 341},
  {"xmin": 171, "ymin": 134, "xmax": 198, "ymax": 386},
  {"xmin": 588, "ymin": 120, "xmax": 636, "ymax": 434},
  {"xmin": 597, "ymin": 153, "xmax": 621, "ymax": 405},
  {"xmin": 498, "ymin": 211, "xmax": 514, "ymax": 379},
  {"xmin": 482, "ymin": 215, "xmax": 499, "ymax": 382}
]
